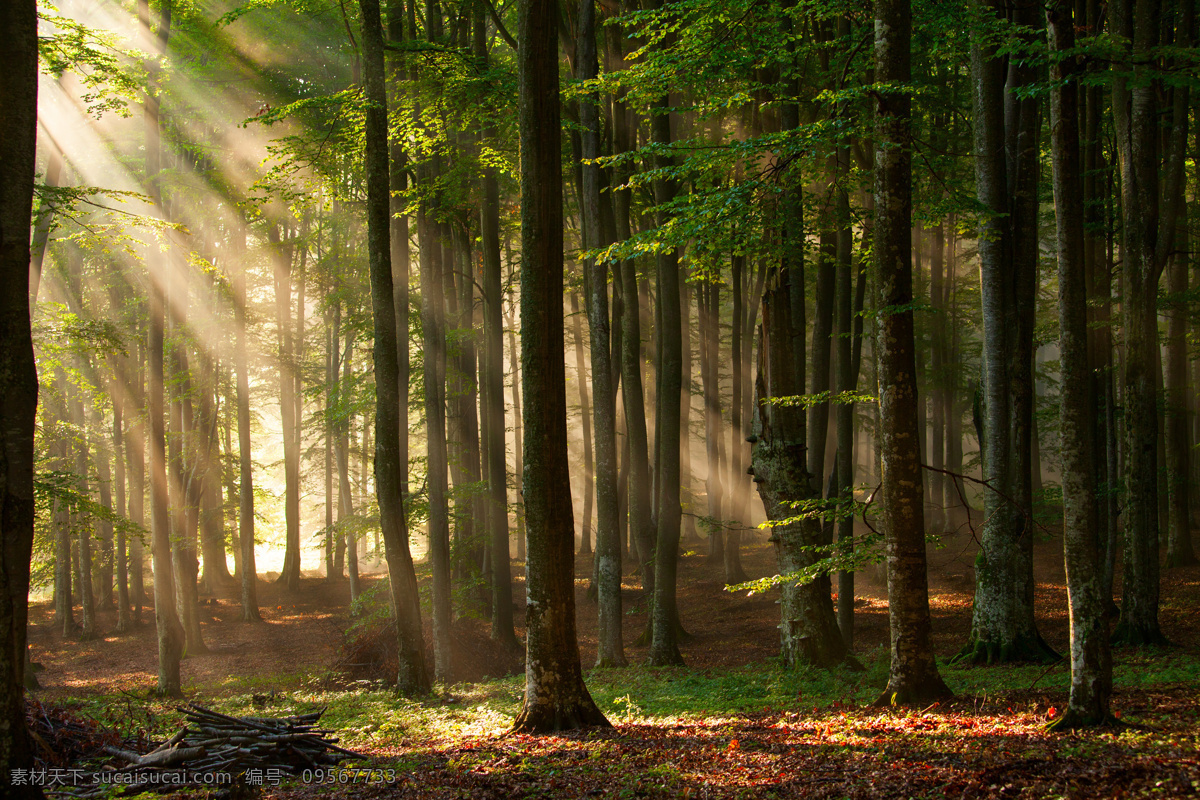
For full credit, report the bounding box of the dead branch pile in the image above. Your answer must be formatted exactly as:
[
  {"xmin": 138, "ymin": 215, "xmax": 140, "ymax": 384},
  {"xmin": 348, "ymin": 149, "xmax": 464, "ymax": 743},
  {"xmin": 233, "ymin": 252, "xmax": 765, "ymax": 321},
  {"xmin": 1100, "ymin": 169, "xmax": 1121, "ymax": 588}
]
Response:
[
  {"xmin": 28, "ymin": 703, "xmax": 364, "ymax": 797},
  {"xmin": 101, "ymin": 704, "xmax": 364, "ymax": 775},
  {"xmin": 26, "ymin": 700, "xmax": 123, "ymax": 768}
]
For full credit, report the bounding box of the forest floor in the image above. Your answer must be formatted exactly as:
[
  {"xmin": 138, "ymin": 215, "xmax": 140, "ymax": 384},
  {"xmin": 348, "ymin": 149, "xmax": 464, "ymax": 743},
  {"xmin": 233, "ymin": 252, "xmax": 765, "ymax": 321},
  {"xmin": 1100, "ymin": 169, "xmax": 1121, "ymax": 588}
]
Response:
[{"xmin": 24, "ymin": 515, "xmax": 1200, "ymax": 798}]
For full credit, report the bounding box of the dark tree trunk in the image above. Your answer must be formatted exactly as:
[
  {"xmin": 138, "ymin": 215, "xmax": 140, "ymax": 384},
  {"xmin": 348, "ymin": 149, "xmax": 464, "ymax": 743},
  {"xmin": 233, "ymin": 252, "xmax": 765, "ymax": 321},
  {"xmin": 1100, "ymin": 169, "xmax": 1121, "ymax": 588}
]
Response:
[
  {"xmin": 1163, "ymin": 0, "xmax": 1195, "ymax": 569},
  {"xmin": 1046, "ymin": 0, "xmax": 1114, "ymax": 728},
  {"xmin": 360, "ymin": 0, "xmax": 432, "ymax": 695},
  {"xmin": 1, "ymin": 1, "xmax": 41, "ymax": 790},
  {"xmin": 872, "ymin": 0, "xmax": 952, "ymax": 705},
  {"xmin": 1110, "ymin": 0, "xmax": 1184, "ymax": 646},
  {"xmin": 512, "ymin": 0, "xmax": 609, "ymax": 731}
]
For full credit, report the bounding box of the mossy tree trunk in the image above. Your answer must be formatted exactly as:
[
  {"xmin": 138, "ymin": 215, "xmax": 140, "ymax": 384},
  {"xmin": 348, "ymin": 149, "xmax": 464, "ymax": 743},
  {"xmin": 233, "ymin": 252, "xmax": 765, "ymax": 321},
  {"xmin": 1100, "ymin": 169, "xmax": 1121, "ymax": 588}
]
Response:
[
  {"xmin": 958, "ymin": 0, "xmax": 1056, "ymax": 665},
  {"xmin": 1047, "ymin": 0, "xmax": 1114, "ymax": 728}
]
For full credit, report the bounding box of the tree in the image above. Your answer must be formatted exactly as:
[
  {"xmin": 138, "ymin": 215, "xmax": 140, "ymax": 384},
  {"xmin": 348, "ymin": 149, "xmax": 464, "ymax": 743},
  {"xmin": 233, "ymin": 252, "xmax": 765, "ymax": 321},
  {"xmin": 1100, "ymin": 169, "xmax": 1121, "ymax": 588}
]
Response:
[
  {"xmin": 871, "ymin": 0, "xmax": 952, "ymax": 706},
  {"xmin": 1110, "ymin": 0, "xmax": 1188, "ymax": 646},
  {"xmin": 577, "ymin": 0, "xmax": 625, "ymax": 669},
  {"xmin": 360, "ymin": 0, "xmax": 431, "ymax": 696},
  {"xmin": 1, "ymin": 0, "xmax": 41, "ymax": 795},
  {"xmin": 1046, "ymin": 0, "xmax": 1112, "ymax": 728},
  {"xmin": 647, "ymin": 0, "xmax": 686, "ymax": 667},
  {"xmin": 512, "ymin": 0, "xmax": 608, "ymax": 732},
  {"xmin": 957, "ymin": 0, "xmax": 1056, "ymax": 665},
  {"xmin": 140, "ymin": 0, "xmax": 185, "ymax": 697}
]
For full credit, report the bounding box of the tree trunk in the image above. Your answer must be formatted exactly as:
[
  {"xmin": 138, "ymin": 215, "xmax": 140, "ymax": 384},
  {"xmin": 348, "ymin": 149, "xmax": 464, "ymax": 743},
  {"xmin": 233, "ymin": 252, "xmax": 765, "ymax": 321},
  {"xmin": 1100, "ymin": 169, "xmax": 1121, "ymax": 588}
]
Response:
[
  {"xmin": 571, "ymin": 291, "xmax": 595, "ymax": 555},
  {"xmin": 577, "ymin": 0, "xmax": 625, "ymax": 667},
  {"xmin": 272, "ymin": 224, "xmax": 302, "ymax": 592},
  {"xmin": 700, "ymin": 282, "xmax": 724, "ymax": 562},
  {"xmin": 928, "ymin": 220, "xmax": 946, "ymax": 533},
  {"xmin": 475, "ymin": 0, "xmax": 518, "ymax": 649},
  {"xmin": 233, "ymin": 215, "xmax": 261, "ymax": 622},
  {"xmin": 1110, "ymin": 0, "xmax": 1183, "ymax": 646},
  {"xmin": 648, "ymin": 81, "xmax": 685, "ymax": 667},
  {"xmin": 957, "ymin": 0, "xmax": 1055, "ymax": 664},
  {"xmin": 751, "ymin": 271, "xmax": 849, "ymax": 671},
  {"xmin": 1163, "ymin": 0, "xmax": 1195, "ymax": 569},
  {"xmin": 512, "ymin": 0, "xmax": 609, "ymax": 730},
  {"xmin": 1046, "ymin": 0, "xmax": 1113, "ymax": 727},
  {"xmin": 505, "ymin": 298, "xmax": 526, "ymax": 562},
  {"xmin": 872, "ymin": 0, "xmax": 952, "ymax": 704},
  {"xmin": 141, "ymin": 0, "xmax": 184, "ymax": 696},
  {"xmin": 361, "ymin": 0, "xmax": 432, "ymax": 695},
  {"xmin": 113, "ymin": 387, "xmax": 132, "ymax": 632},
  {"xmin": 0, "ymin": 2, "xmax": 41, "ymax": 791},
  {"xmin": 417, "ymin": 155, "xmax": 453, "ymax": 685},
  {"xmin": 834, "ymin": 98, "xmax": 855, "ymax": 646}
]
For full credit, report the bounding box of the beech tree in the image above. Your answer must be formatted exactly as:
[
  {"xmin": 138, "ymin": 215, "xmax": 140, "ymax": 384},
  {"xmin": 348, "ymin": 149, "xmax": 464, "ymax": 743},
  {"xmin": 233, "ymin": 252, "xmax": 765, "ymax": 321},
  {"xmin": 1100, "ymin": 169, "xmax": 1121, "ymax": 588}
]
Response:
[
  {"xmin": 512, "ymin": 0, "xmax": 608, "ymax": 732},
  {"xmin": 1046, "ymin": 0, "xmax": 1112, "ymax": 728},
  {"xmin": 872, "ymin": 0, "xmax": 952, "ymax": 705}
]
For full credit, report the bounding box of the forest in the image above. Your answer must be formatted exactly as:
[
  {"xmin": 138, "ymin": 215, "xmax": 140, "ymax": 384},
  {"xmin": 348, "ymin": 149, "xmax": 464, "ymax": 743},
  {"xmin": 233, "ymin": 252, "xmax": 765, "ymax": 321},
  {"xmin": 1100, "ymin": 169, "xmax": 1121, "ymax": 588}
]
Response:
[{"xmin": 2, "ymin": 0, "xmax": 1200, "ymax": 797}]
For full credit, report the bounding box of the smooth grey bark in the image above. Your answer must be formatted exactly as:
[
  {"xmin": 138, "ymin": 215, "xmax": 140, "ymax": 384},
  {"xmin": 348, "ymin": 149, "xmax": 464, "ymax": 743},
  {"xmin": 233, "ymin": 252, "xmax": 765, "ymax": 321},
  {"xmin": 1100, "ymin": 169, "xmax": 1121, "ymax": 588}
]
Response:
[
  {"xmin": 1047, "ymin": 0, "xmax": 1114, "ymax": 728},
  {"xmin": 360, "ymin": 0, "xmax": 432, "ymax": 695},
  {"xmin": 958, "ymin": 0, "xmax": 1055, "ymax": 664},
  {"xmin": 512, "ymin": 0, "xmax": 609, "ymax": 730},
  {"xmin": 872, "ymin": 0, "xmax": 952, "ymax": 705},
  {"xmin": 577, "ymin": 0, "xmax": 625, "ymax": 668},
  {"xmin": 1110, "ymin": 0, "xmax": 1185, "ymax": 646},
  {"xmin": 0, "ymin": 3, "xmax": 40, "ymax": 793}
]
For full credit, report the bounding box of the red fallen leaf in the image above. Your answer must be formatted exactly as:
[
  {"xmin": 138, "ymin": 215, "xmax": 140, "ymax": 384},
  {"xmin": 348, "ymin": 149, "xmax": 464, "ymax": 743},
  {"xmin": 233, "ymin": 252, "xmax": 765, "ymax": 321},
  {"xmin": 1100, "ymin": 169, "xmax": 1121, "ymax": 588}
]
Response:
[
  {"xmin": 1047, "ymin": 707, "xmax": 1058, "ymax": 718},
  {"xmin": 1114, "ymin": 711, "xmax": 1122, "ymax": 718}
]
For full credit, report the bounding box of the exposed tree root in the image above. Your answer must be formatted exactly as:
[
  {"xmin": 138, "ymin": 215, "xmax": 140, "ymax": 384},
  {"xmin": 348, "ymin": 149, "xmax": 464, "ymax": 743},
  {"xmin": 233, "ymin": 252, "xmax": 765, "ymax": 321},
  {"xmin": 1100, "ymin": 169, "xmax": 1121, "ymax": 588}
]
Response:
[{"xmin": 950, "ymin": 631, "xmax": 1060, "ymax": 666}]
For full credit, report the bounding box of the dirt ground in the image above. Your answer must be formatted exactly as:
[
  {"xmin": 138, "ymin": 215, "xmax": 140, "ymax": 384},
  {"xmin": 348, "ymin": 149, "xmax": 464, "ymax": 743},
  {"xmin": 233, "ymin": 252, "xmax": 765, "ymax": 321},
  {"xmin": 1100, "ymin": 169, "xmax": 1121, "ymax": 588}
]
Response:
[{"xmin": 25, "ymin": 506, "xmax": 1200, "ymax": 697}]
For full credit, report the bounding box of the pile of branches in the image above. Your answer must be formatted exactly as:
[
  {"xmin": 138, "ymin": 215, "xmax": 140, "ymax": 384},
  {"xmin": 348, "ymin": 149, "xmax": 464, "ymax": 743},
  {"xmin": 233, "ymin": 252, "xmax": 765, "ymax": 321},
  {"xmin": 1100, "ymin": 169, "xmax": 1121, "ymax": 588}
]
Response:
[
  {"xmin": 26, "ymin": 700, "xmax": 123, "ymax": 768},
  {"xmin": 101, "ymin": 704, "xmax": 363, "ymax": 777}
]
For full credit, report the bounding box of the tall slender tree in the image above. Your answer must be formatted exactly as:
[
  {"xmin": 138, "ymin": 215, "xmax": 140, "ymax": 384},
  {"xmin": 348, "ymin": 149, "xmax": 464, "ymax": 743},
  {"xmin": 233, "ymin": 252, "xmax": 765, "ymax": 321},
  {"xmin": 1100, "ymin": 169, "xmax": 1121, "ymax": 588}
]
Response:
[
  {"xmin": 512, "ymin": 0, "xmax": 609, "ymax": 731},
  {"xmin": 872, "ymin": 0, "xmax": 952, "ymax": 705},
  {"xmin": 1046, "ymin": 0, "xmax": 1112, "ymax": 728},
  {"xmin": 360, "ymin": 0, "xmax": 432, "ymax": 695}
]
